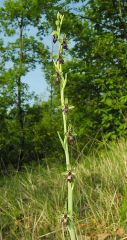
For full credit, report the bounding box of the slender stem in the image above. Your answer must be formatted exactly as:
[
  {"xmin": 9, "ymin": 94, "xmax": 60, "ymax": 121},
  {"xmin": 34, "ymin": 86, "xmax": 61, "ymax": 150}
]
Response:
[
  {"xmin": 53, "ymin": 13, "xmax": 77, "ymax": 240},
  {"xmin": 68, "ymin": 182, "xmax": 73, "ymax": 217},
  {"xmin": 61, "ymin": 87, "xmax": 70, "ymax": 168}
]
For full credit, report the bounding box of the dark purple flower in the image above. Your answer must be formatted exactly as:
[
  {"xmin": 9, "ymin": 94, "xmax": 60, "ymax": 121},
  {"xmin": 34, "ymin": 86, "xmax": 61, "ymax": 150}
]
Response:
[
  {"xmin": 67, "ymin": 171, "xmax": 73, "ymax": 182},
  {"xmin": 61, "ymin": 213, "xmax": 69, "ymax": 226},
  {"xmin": 63, "ymin": 104, "xmax": 69, "ymax": 114},
  {"xmin": 53, "ymin": 34, "xmax": 58, "ymax": 44},
  {"xmin": 57, "ymin": 55, "xmax": 64, "ymax": 64},
  {"xmin": 68, "ymin": 133, "xmax": 75, "ymax": 145},
  {"xmin": 62, "ymin": 40, "xmax": 68, "ymax": 50}
]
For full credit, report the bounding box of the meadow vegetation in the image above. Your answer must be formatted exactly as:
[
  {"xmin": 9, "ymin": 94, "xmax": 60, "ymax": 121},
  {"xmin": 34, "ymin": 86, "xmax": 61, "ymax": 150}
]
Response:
[{"xmin": 0, "ymin": 141, "xmax": 127, "ymax": 239}]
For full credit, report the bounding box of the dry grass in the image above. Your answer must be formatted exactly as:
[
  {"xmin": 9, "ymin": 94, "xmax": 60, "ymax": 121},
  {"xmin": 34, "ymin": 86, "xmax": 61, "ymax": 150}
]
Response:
[{"xmin": 0, "ymin": 141, "xmax": 127, "ymax": 239}]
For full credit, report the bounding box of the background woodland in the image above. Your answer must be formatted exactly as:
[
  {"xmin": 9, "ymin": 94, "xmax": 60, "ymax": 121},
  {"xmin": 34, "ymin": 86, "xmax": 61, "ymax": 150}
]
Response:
[{"xmin": 0, "ymin": 0, "xmax": 127, "ymax": 170}]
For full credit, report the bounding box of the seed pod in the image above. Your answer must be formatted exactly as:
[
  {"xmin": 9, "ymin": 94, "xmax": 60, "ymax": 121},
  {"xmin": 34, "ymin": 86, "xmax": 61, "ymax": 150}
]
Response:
[
  {"xmin": 57, "ymin": 55, "xmax": 64, "ymax": 64},
  {"xmin": 67, "ymin": 171, "xmax": 73, "ymax": 182},
  {"xmin": 62, "ymin": 213, "xmax": 69, "ymax": 226},
  {"xmin": 55, "ymin": 72, "xmax": 61, "ymax": 85},
  {"xmin": 53, "ymin": 34, "xmax": 58, "ymax": 43},
  {"xmin": 68, "ymin": 132, "xmax": 75, "ymax": 145},
  {"xmin": 62, "ymin": 40, "xmax": 68, "ymax": 50},
  {"xmin": 63, "ymin": 104, "xmax": 69, "ymax": 114}
]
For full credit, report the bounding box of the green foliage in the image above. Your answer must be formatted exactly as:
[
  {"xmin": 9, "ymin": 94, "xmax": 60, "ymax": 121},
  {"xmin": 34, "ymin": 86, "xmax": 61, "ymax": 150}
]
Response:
[
  {"xmin": 24, "ymin": 101, "xmax": 62, "ymax": 161},
  {"xmin": 1, "ymin": 0, "xmax": 127, "ymax": 167},
  {"xmin": 0, "ymin": 0, "xmax": 59, "ymax": 168},
  {"xmin": 0, "ymin": 100, "xmax": 63, "ymax": 169},
  {"xmin": 55, "ymin": 0, "xmax": 127, "ymax": 142}
]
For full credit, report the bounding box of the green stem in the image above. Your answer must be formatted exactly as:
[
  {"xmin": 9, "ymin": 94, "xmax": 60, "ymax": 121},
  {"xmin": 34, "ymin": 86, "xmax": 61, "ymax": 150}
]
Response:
[
  {"xmin": 68, "ymin": 182, "xmax": 73, "ymax": 217},
  {"xmin": 61, "ymin": 86, "xmax": 70, "ymax": 168},
  {"xmin": 54, "ymin": 13, "xmax": 77, "ymax": 240},
  {"xmin": 60, "ymin": 60, "xmax": 77, "ymax": 240}
]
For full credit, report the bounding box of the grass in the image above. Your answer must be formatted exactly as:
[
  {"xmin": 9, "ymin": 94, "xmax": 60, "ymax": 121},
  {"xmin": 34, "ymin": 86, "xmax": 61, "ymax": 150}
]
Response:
[{"xmin": 0, "ymin": 141, "xmax": 127, "ymax": 239}]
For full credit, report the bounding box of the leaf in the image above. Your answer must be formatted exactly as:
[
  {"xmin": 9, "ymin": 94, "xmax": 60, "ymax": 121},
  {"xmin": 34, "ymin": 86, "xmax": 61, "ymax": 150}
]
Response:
[
  {"xmin": 120, "ymin": 96, "xmax": 127, "ymax": 104},
  {"xmin": 67, "ymin": 221, "xmax": 76, "ymax": 239},
  {"xmin": 53, "ymin": 60, "xmax": 59, "ymax": 71},
  {"xmin": 60, "ymin": 16, "xmax": 64, "ymax": 25},
  {"xmin": 105, "ymin": 97, "xmax": 113, "ymax": 106},
  {"xmin": 57, "ymin": 131, "xmax": 65, "ymax": 150},
  {"xmin": 62, "ymin": 74, "xmax": 67, "ymax": 89},
  {"xmin": 51, "ymin": 31, "xmax": 57, "ymax": 36},
  {"xmin": 53, "ymin": 59, "xmax": 57, "ymax": 67},
  {"xmin": 65, "ymin": 98, "xmax": 68, "ymax": 105},
  {"xmin": 71, "ymin": 182, "xmax": 75, "ymax": 191},
  {"xmin": 69, "ymin": 106, "xmax": 75, "ymax": 110}
]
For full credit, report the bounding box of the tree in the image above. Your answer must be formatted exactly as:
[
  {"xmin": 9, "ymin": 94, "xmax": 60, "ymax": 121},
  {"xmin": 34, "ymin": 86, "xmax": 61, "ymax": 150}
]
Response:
[
  {"xmin": 0, "ymin": 0, "xmax": 50, "ymax": 167},
  {"xmin": 0, "ymin": 0, "xmax": 69, "ymax": 168},
  {"xmin": 52, "ymin": 0, "xmax": 127, "ymax": 143}
]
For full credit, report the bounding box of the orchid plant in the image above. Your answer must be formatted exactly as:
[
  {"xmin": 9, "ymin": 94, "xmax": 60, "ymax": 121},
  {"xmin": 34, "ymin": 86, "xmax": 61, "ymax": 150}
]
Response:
[{"xmin": 52, "ymin": 12, "xmax": 77, "ymax": 240}]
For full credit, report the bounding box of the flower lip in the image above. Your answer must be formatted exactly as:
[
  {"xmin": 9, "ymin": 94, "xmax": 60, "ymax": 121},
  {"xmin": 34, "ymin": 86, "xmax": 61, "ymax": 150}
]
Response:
[
  {"xmin": 67, "ymin": 171, "xmax": 73, "ymax": 182},
  {"xmin": 62, "ymin": 213, "xmax": 69, "ymax": 226},
  {"xmin": 63, "ymin": 104, "xmax": 69, "ymax": 113},
  {"xmin": 62, "ymin": 40, "xmax": 68, "ymax": 50},
  {"xmin": 68, "ymin": 132, "xmax": 75, "ymax": 145},
  {"xmin": 57, "ymin": 55, "xmax": 64, "ymax": 64}
]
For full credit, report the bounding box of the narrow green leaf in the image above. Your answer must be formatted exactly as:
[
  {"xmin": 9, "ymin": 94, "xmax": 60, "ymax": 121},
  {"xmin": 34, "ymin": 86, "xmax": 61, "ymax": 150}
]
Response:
[{"xmin": 57, "ymin": 131, "xmax": 65, "ymax": 150}]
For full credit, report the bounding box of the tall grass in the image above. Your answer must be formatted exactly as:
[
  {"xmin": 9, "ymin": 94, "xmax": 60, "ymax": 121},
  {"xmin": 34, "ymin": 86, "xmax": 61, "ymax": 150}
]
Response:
[{"xmin": 0, "ymin": 141, "xmax": 127, "ymax": 239}]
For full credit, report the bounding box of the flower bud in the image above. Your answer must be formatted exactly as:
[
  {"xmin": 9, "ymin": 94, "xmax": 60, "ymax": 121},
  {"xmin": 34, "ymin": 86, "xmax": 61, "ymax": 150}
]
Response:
[{"xmin": 53, "ymin": 34, "xmax": 58, "ymax": 43}]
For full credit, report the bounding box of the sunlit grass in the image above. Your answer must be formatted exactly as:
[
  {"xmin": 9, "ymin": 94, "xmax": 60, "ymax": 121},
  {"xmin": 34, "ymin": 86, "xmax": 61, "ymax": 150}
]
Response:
[{"xmin": 0, "ymin": 141, "xmax": 127, "ymax": 239}]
